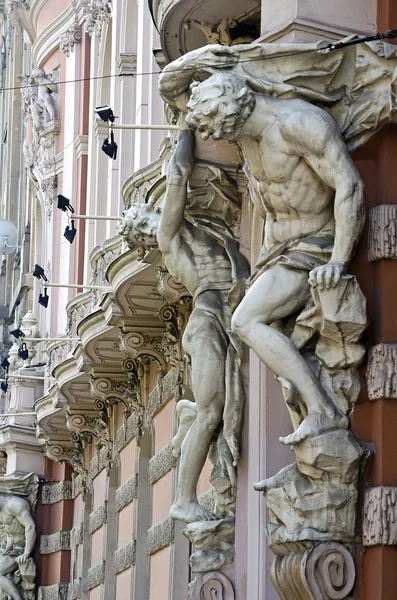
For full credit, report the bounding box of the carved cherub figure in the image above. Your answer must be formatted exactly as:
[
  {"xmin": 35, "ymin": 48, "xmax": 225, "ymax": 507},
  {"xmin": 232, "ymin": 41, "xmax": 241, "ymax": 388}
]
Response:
[
  {"xmin": 30, "ymin": 68, "xmax": 57, "ymax": 124},
  {"xmin": 119, "ymin": 128, "xmax": 249, "ymax": 523},
  {"xmin": 159, "ymin": 46, "xmax": 365, "ymax": 446}
]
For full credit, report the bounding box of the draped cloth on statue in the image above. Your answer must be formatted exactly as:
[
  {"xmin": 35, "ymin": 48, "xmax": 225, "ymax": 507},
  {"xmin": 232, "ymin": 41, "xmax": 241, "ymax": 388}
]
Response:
[{"xmin": 229, "ymin": 38, "xmax": 397, "ymax": 151}]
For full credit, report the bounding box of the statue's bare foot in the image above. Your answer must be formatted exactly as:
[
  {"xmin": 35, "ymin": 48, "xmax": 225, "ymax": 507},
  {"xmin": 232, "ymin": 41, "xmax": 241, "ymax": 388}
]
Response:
[
  {"xmin": 279, "ymin": 411, "xmax": 348, "ymax": 446},
  {"xmin": 170, "ymin": 500, "xmax": 219, "ymax": 523},
  {"xmin": 254, "ymin": 464, "xmax": 300, "ymax": 493}
]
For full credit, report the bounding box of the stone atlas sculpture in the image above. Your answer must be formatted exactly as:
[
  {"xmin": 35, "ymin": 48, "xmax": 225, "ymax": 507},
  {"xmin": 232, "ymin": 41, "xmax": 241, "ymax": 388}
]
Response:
[{"xmin": 155, "ymin": 38, "xmax": 397, "ymax": 598}]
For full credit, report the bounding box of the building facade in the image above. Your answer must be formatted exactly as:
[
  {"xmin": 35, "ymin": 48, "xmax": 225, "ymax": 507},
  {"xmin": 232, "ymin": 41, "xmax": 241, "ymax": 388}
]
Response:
[{"xmin": 0, "ymin": 0, "xmax": 395, "ymax": 599}]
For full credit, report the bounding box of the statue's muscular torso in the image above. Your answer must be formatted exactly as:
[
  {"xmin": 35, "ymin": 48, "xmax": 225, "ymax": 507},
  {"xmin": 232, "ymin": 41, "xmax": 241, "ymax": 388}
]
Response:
[{"xmin": 239, "ymin": 98, "xmax": 336, "ymax": 249}]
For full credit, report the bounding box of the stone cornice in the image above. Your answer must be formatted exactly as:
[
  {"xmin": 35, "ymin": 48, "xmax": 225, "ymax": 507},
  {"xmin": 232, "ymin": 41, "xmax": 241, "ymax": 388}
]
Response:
[
  {"xmin": 113, "ymin": 539, "xmax": 136, "ymax": 574},
  {"xmin": 147, "ymin": 517, "xmax": 174, "ymax": 555},
  {"xmin": 367, "ymin": 344, "xmax": 397, "ymax": 400},
  {"xmin": 148, "ymin": 442, "xmax": 177, "ymax": 485},
  {"xmin": 89, "ymin": 502, "xmax": 108, "ymax": 534},
  {"xmin": 115, "ymin": 474, "xmax": 138, "ymax": 511},
  {"xmin": 363, "ymin": 487, "xmax": 397, "ymax": 546},
  {"xmin": 41, "ymin": 480, "xmax": 73, "ymax": 504},
  {"xmin": 40, "ymin": 530, "xmax": 71, "ymax": 554}
]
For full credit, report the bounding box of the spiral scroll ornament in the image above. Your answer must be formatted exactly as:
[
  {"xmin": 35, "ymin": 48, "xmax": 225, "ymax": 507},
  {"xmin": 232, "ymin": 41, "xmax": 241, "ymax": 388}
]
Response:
[{"xmin": 192, "ymin": 572, "xmax": 235, "ymax": 600}]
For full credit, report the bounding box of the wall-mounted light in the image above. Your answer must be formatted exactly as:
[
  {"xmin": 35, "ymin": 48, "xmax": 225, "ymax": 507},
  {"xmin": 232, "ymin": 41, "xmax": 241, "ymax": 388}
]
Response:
[
  {"xmin": 32, "ymin": 264, "xmax": 48, "ymax": 282},
  {"xmin": 95, "ymin": 104, "xmax": 115, "ymax": 123},
  {"xmin": 1, "ymin": 380, "xmax": 8, "ymax": 393},
  {"xmin": 38, "ymin": 288, "xmax": 49, "ymax": 308},
  {"xmin": 64, "ymin": 220, "xmax": 77, "ymax": 244},
  {"xmin": 18, "ymin": 343, "xmax": 29, "ymax": 360},
  {"xmin": 57, "ymin": 195, "xmax": 75, "ymax": 213},
  {"xmin": 1, "ymin": 358, "xmax": 9, "ymax": 373},
  {"xmin": 10, "ymin": 328, "xmax": 24, "ymax": 339},
  {"xmin": 102, "ymin": 131, "xmax": 117, "ymax": 160}
]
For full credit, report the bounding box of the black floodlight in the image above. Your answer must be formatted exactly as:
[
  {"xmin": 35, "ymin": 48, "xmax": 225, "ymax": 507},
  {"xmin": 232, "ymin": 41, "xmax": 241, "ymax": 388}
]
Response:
[
  {"xmin": 1, "ymin": 358, "xmax": 9, "ymax": 372},
  {"xmin": 10, "ymin": 328, "xmax": 24, "ymax": 339},
  {"xmin": 102, "ymin": 131, "xmax": 118, "ymax": 160},
  {"xmin": 1, "ymin": 380, "xmax": 8, "ymax": 393},
  {"xmin": 33, "ymin": 264, "xmax": 48, "ymax": 282},
  {"xmin": 95, "ymin": 104, "xmax": 115, "ymax": 123},
  {"xmin": 38, "ymin": 288, "xmax": 49, "ymax": 308},
  {"xmin": 64, "ymin": 220, "xmax": 77, "ymax": 244},
  {"xmin": 18, "ymin": 343, "xmax": 28, "ymax": 360},
  {"xmin": 57, "ymin": 195, "xmax": 75, "ymax": 213}
]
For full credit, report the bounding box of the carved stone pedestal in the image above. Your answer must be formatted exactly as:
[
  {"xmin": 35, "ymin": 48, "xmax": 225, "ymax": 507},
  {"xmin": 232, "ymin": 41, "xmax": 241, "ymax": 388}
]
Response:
[
  {"xmin": 270, "ymin": 542, "xmax": 355, "ymax": 600},
  {"xmin": 184, "ymin": 517, "xmax": 235, "ymax": 600}
]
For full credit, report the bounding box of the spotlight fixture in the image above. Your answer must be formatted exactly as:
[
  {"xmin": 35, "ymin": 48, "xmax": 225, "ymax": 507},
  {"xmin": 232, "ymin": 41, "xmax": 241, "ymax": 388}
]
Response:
[
  {"xmin": 1, "ymin": 380, "xmax": 8, "ymax": 393},
  {"xmin": 18, "ymin": 343, "xmax": 28, "ymax": 361},
  {"xmin": 38, "ymin": 288, "xmax": 49, "ymax": 308},
  {"xmin": 102, "ymin": 131, "xmax": 118, "ymax": 160},
  {"xmin": 95, "ymin": 105, "xmax": 115, "ymax": 123},
  {"xmin": 57, "ymin": 195, "xmax": 75, "ymax": 213},
  {"xmin": 1, "ymin": 358, "xmax": 9, "ymax": 372},
  {"xmin": 64, "ymin": 220, "xmax": 77, "ymax": 244},
  {"xmin": 10, "ymin": 328, "xmax": 24, "ymax": 339},
  {"xmin": 32, "ymin": 264, "xmax": 48, "ymax": 282}
]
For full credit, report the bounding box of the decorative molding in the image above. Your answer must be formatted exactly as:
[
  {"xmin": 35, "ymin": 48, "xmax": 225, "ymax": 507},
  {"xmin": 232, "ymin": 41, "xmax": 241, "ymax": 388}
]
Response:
[
  {"xmin": 147, "ymin": 368, "xmax": 178, "ymax": 423},
  {"xmin": 367, "ymin": 343, "xmax": 397, "ymax": 400},
  {"xmin": 89, "ymin": 502, "xmax": 108, "ymax": 534},
  {"xmin": 85, "ymin": 0, "xmax": 111, "ymax": 37},
  {"xmin": 38, "ymin": 583, "xmax": 70, "ymax": 600},
  {"xmin": 72, "ymin": 474, "xmax": 84, "ymax": 499},
  {"xmin": 72, "ymin": 523, "xmax": 83, "ymax": 546},
  {"xmin": 148, "ymin": 442, "xmax": 177, "ymax": 485},
  {"xmin": 363, "ymin": 487, "xmax": 397, "ymax": 546},
  {"xmin": 113, "ymin": 539, "xmax": 136, "ymax": 574},
  {"xmin": 88, "ymin": 446, "xmax": 109, "ymax": 481},
  {"xmin": 192, "ymin": 572, "xmax": 235, "ymax": 600},
  {"xmin": 70, "ymin": 578, "xmax": 81, "ymax": 600},
  {"xmin": 41, "ymin": 481, "xmax": 73, "ymax": 504},
  {"xmin": 74, "ymin": 134, "xmax": 89, "ymax": 159},
  {"xmin": 40, "ymin": 175, "xmax": 57, "ymax": 219},
  {"xmin": 270, "ymin": 542, "xmax": 355, "ymax": 600},
  {"xmin": 117, "ymin": 53, "xmax": 137, "ymax": 75},
  {"xmin": 147, "ymin": 517, "xmax": 174, "ymax": 555},
  {"xmin": 87, "ymin": 561, "xmax": 105, "ymax": 590},
  {"xmin": 368, "ymin": 204, "xmax": 397, "ymax": 262},
  {"xmin": 115, "ymin": 413, "xmax": 140, "ymax": 453},
  {"xmin": 60, "ymin": 23, "xmax": 82, "ymax": 56},
  {"xmin": 115, "ymin": 474, "xmax": 138, "ymax": 512},
  {"xmin": 40, "ymin": 530, "xmax": 71, "ymax": 554}
]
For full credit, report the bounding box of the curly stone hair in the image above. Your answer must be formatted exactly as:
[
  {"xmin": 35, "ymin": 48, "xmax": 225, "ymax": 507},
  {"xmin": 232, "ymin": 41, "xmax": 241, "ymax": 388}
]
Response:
[
  {"xmin": 186, "ymin": 72, "xmax": 255, "ymax": 140},
  {"xmin": 118, "ymin": 202, "xmax": 161, "ymax": 258}
]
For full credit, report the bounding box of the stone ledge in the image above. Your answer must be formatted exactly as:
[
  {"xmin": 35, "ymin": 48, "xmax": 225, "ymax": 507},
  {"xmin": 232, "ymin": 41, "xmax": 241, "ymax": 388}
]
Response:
[
  {"xmin": 41, "ymin": 481, "xmax": 73, "ymax": 504},
  {"xmin": 148, "ymin": 442, "xmax": 177, "ymax": 485},
  {"xmin": 368, "ymin": 204, "xmax": 397, "ymax": 262},
  {"xmin": 89, "ymin": 502, "xmax": 108, "ymax": 534},
  {"xmin": 363, "ymin": 486, "xmax": 397, "ymax": 546},
  {"xmin": 147, "ymin": 517, "xmax": 174, "ymax": 555},
  {"xmin": 113, "ymin": 539, "xmax": 136, "ymax": 574},
  {"xmin": 40, "ymin": 530, "xmax": 71, "ymax": 554},
  {"xmin": 87, "ymin": 561, "xmax": 105, "ymax": 590},
  {"xmin": 38, "ymin": 583, "xmax": 70, "ymax": 600},
  {"xmin": 115, "ymin": 474, "xmax": 138, "ymax": 512},
  {"xmin": 366, "ymin": 343, "xmax": 397, "ymax": 400}
]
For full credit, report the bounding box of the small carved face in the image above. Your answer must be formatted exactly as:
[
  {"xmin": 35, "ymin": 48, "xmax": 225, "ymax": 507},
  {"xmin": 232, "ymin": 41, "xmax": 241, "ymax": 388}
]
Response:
[{"xmin": 118, "ymin": 204, "xmax": 160, "ymax": 251}]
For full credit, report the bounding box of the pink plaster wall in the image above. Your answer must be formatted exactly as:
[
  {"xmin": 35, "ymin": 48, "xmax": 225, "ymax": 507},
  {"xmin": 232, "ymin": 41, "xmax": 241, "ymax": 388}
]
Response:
[
  {"xmin": 153, "ymin": 400, "xmax": 174, "ymax": 454},
  {"xmin": 197, "ymin": 459, "xmax": 213, "ymax": 497},
  {"xmin": 90, "ymin": 528, "xmax": 104, "ymax": 565},
  {"xmin": 119, "ymin": 439, "xmax": 137, "ymax": 484},
  {"xmin": 116, "ymin": 568, "xmax": 132, "ymax": 599},
  {"xmin": 92, "ymin": 469, "xmax": 107, "ymax": 509},
  {"xmin": 152, "ymin": 471, "xmax": 172, "ymax": 524},
  {"xmin": 150, "ymin": 546, "xmax": 170, "ymax": 600},
  {"xmin": 36, "ymin": 0, "xmax": 71, "ymax": 36},
  {"xmin": 89, "ymin": 586, "xmax": 102, "ymax": 600},
  {"xmin": 118, "ymin": 503, "xmax": 134, "ymax": 548}
]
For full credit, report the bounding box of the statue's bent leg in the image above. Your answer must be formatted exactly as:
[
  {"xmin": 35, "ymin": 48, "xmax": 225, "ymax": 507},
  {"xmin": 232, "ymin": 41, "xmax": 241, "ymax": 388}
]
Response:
[
  {"xmin": 0, "ymin": 556, "xmax": 22, "ymax": 600},
  {"xmin": 231, "ymin": 265, "xmax": 348, "ymax": 444},
  {"xmin": 170, "ymin": 309, "xmax": 227, "ymax": 523}
]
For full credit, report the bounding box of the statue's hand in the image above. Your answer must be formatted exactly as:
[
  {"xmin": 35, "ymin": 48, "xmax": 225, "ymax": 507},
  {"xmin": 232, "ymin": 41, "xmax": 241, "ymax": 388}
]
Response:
[
  {"xmin": 16, "ymin": 552, "xmax": 29, "ymax": 565},
  {"xmin": 309, "ymin": 261, "xmax": 345, "ymax": 290},
  {"xmin": 184, "ymin": 44, "xmax": 238, "ymax": 72}
]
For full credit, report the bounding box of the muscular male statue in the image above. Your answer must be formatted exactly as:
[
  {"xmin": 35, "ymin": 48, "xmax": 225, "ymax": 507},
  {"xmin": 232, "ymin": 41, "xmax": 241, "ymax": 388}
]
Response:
[
  {"xmin": 0, "ymin": 494, "xmax": 36, "ymax": 600},
  {"xmin": 159, "ymin": 45, "xmax": 365, "ymax": 446},
  {"xmin": 119, "ymin": 128, "xmax": 248, "ymax": 523}
]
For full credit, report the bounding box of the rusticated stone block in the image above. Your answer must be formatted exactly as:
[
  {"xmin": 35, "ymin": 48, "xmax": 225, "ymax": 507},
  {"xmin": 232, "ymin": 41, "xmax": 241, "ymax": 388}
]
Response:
[
  {"xmin": 148, "ymin": 442, "xmax": 177, "ymax": 485},
  {"xmin": 363, "ymin": 487, "xmax": 397, "ymax": 546},
  {"xmin": 88, "ymin": 502, "xmax": 107, "ymax": 534},
  {"xmin": 368, "ymin": 204, "xmax": 397, "ymax": 262},
  {"xmin": 113, "ymin": 539, "xmax": 136, "ymax": 574},
  {"xmin": 115, "ymin": 474, "xmax": 138, "ymax": 511},
  {"xmin": 366, "ymin": 343, "xmax": 397, "ymax": 400},
  {"xmin": 147, "ymin": 517, "xmax": 174, "ymax": 555}
]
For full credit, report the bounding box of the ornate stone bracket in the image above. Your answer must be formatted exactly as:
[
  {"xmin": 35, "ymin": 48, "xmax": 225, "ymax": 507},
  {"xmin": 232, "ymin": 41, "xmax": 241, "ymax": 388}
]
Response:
[
  {"xmin": 192, "ymin": 572, "xmax": 235, "ymax": 600},
  {"xmin": 60, "ymin": 23, "xmax": 82, "ymax": 56},
  {"xmin": 84, "ymin": 0, "xmax": 111, "ymax": 37},
  {"xmin": 270, "ymin": 542, "xmax": 355, "ymax": 600}
]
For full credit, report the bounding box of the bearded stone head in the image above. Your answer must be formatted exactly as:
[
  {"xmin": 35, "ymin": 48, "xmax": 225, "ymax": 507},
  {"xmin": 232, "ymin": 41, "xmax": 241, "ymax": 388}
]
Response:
[
  {"xmin": 186, "ymin": 71, "xmax": 255, "ymax": 141},
  {"xmin": 118, "ymin": 202, "xmax": 161, "ymax": 255}
]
